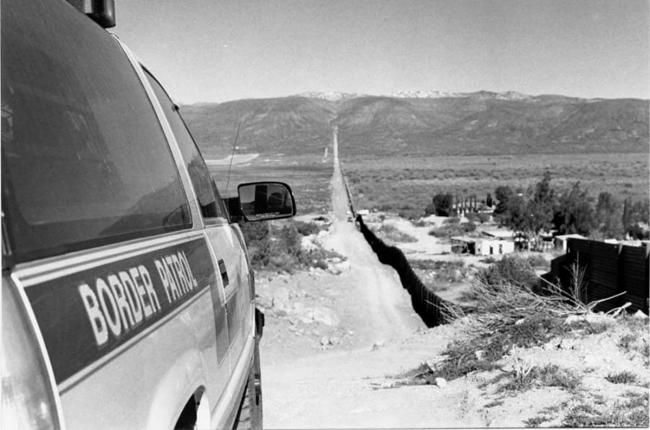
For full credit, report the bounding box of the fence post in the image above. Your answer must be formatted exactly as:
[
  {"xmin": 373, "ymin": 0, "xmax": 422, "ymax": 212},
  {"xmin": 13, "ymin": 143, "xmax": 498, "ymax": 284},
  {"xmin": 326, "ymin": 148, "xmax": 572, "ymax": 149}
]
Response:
[{"xmin": 617, "ymin": 244, "xmax": 626, "ymax": 307}]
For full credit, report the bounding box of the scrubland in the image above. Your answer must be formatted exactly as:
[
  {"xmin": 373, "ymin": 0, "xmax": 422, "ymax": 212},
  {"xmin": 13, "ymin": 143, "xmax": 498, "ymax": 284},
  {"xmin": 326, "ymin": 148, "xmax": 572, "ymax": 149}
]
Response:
[{"xmin": 344, "ymin": 152, "xmax": 649, "ymax": 218}]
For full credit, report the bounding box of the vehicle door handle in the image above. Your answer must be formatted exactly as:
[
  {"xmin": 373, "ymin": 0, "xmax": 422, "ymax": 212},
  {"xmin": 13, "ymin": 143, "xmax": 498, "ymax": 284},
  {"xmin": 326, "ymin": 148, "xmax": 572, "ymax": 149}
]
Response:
[{"xmin": 218, "ymin": 259, "xmax": 229, "ymax": 287}]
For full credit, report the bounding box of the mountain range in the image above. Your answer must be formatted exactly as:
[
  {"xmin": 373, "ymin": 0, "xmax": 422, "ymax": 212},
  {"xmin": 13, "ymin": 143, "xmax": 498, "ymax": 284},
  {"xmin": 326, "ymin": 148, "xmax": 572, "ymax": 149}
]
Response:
[{"xmin": 180, "ymin": 91, "xmax": 649, "ymax": 158}]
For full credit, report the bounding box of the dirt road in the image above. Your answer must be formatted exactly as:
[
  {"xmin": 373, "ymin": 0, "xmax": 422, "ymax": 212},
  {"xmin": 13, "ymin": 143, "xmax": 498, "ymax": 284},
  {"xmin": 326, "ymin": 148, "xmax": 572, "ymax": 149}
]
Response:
[{"xmin": 261, "ymin": 128, "xmax": 437, "ymax": 428}]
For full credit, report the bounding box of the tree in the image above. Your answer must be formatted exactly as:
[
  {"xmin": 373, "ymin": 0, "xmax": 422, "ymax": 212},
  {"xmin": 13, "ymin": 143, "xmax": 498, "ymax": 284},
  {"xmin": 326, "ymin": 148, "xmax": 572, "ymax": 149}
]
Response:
[
  {"xmin": 628, "ymin": 199, "xmax": 650, "ymax": 226},
  {"xmin": 526, "ymin": 171, "xmax": 556, "ymax": 233},
  {"xmin": 500, "ymin": 194, "xmax": 529, "ymax": 232},
  {"xmin": 431, "ymin": 193, "xmax": 454, "ymax": 217},
  {"xmin": 553, "ymin": 182, "xmax": 595, "ymax": 235},
  {"xmin": 494, "ymin": 186, "xmax": 514, "ymax": 216},
  {"xmin": 624, "ymin": 198, "xmax": 650, "ymax": 239},
  {"xmin": 595, "ymin": 192, "xmax": 623, "ymax": 238}
]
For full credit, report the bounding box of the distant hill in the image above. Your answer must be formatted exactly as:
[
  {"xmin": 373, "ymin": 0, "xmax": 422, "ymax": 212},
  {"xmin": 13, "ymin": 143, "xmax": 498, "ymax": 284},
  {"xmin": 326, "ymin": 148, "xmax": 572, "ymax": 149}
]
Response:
[{"xmin": 180, "ymin": 92, "xmax": 649, "ymax": 158}]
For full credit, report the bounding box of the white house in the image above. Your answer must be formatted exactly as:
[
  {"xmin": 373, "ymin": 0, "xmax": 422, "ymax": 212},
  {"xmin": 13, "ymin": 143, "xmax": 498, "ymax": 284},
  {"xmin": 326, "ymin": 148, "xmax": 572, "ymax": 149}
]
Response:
[{"xmin": 451, "ymin": 236, "xmax": 515, "ymax": 256}]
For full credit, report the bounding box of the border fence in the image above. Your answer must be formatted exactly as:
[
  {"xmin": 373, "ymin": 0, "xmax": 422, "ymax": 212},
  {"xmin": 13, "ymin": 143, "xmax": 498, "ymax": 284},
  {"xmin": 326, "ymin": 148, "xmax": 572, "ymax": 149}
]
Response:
[
  {"xmin": 544, "ymin": 238, "xmax": 649, "ymax": 313},
  {"xmin": 356, "ymin": 215, "xmax": 451, "ymax": 327}
]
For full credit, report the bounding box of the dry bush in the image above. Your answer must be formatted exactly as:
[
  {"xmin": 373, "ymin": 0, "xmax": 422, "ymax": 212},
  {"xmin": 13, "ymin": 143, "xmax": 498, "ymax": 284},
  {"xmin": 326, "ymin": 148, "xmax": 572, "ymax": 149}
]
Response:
[
  {"xmin": 475, "ymin": 255, "xmax": 539, "ymax": 291},
  {"xmin": 240, "ymin": 219, "xmax": 343, "ymax": 272},
  {"xmin": 376, "ymin": 224, "xmax": 417, "ymax": 243}
]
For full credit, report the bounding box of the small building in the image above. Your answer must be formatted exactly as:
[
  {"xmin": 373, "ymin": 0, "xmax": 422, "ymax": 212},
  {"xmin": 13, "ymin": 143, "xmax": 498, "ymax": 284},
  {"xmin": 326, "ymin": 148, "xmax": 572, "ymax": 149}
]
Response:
[
  {"xmin": 451, "ymin": 236, "xmax": 515, "ymax": 256},
  {"xmin": 554, "ymin": 234, "xmax": 586, "ymax": 252},
  {"xmin": 451, "ymin": 236, "xmax": 477, "ymax": 254},
  {"xmin": 476, "ymin": 238, "xmax": 515, "ymax": 256}
]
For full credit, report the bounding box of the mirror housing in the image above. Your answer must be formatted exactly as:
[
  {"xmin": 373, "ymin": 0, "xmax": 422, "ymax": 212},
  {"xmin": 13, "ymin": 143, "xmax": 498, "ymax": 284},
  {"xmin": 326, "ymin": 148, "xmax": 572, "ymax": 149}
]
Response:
[
  {"xmin": 237, "ymin": 182, "xmax": 296, "ymax": 222},
  {"xmin": 66, "ymin": 0, "xmax": 116, "ymax": 28}
]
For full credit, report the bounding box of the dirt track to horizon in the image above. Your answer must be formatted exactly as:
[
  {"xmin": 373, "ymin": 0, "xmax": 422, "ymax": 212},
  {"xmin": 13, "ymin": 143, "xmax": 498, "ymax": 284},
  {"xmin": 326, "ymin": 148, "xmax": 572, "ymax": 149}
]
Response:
[{"xmin": 260, "ymin": 129, "xmax": 442, "ymax": 428}]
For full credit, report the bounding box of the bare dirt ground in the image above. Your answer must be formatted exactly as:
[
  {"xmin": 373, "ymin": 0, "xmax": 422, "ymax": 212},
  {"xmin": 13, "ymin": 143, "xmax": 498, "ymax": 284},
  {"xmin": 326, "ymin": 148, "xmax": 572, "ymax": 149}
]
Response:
[
  {"xmin": 261, "ymin": 131, "xmax": 434, "ymax": 428},
  {"xmin": 259, "ymin": 132, "xmax": 649, "ymax": 428}
]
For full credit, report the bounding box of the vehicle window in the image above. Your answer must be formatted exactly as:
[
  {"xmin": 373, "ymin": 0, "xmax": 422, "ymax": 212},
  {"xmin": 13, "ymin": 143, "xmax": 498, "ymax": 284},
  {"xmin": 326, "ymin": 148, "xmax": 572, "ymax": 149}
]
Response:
[
  {"xmin": 1, "ymin": 0, "xmax": 192, "ymax": 263},
  {"xmin": 144, "ymin": 70, "xmax": 228, "ymax": 219}
]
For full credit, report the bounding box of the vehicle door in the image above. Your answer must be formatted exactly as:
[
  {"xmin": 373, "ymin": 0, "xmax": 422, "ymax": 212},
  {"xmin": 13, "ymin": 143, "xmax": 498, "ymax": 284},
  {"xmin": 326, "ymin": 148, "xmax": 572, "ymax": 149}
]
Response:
[{"xmin": 142, "ymin": 72, "xmax": 253, "ymax": 381}]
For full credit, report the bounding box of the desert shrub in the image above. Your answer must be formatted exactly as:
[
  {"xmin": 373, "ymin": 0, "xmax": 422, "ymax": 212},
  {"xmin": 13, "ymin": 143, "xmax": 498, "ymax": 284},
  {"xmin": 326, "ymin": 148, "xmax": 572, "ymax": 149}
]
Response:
[
  {"xmin": 411, "ymin": 219, "xmax": 427, "ymax": 227},
  {"xmin": 477, "ymin": 212, "xmax": 492, "ymax": 223},
  {"xmin": 428, "ymin": 228, "xmax": 447, "ymax": 238},
  {"xmin": 465, "ymin": 212, "xmax": 480, "ymax": 223},
  {"xmin": 605, "ymin": 371, "xmax": 637, "ymax": 384},
  {"xmin": 477, "ymin": 255, "xmax": 538, "ymax": 290},
  {"xmin": 410, "ymin": 259, "xmax": 468, "ymax": 283},
  {"xmin": 430, "ymin": 314, "xmax": 564, "ymax": 381},
  {"xmin": 376, "ymin": 224, "xmax": 417, "ymax": 243},
  {"xmin": 295, "ymin": 220, "xmax": 321, "ymax": 236},
  {"xmin": 239, "ymin": 221, "xmax": 272, "ymax": 267},
  {"xmin": 535, "ymin": 364, "xmax": 581, "ymax": 391},
  {"xmin": 240, "ymin": 220, "xmax": 342, "ymax": 272},
  {"xmin": 462, "ymin": 222, "xmax": 476, "ymax": 233},
  {"xmin": 428, "ymin": 220, "xmax": 476, "ymax": 239},
  {"xmin": 526, "ymin": 254, "xmax": 549, "ymax": 268},
  {"xmin": 444, "ymin": 217, "xmax": 460, "ymax": 225}
]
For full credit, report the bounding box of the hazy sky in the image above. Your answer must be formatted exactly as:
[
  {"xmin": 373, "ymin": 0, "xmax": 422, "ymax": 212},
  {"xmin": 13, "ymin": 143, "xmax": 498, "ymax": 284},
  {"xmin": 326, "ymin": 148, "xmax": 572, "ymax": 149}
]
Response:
[{"xmin": 113, "ymin": 0, "xmax": 649, "ymax": 103}]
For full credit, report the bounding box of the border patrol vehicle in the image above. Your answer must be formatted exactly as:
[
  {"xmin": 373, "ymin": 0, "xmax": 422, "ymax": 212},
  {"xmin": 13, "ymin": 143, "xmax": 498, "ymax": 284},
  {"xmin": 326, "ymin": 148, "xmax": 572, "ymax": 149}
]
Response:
[{"xmin": 1, "ymin": 1, "xmax": 296, "ymax": 428}]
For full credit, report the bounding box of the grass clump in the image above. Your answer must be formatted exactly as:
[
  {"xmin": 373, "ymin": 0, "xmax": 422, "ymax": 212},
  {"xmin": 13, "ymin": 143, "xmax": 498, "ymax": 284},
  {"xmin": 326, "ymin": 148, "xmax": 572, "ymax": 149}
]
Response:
[
  {"xmin": 524, "ymin": 415, "xmax": 552, "ymax": 427},
  {"xmin": 499, "ymin": 363, "xmax": 581, "ymax": 393},
  {"xmin": 561, "ymin": 392, "xmax": 649, "ymax": 427},
  {"xmin": 605, "ymin": 371, "xmax": 637, "ymax": 384}
]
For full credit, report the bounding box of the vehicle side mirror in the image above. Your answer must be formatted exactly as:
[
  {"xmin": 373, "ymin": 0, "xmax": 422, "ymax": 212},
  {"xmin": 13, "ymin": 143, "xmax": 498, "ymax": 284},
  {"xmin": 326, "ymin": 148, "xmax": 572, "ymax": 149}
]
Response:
[{"xmin": 237, "ymin": 182, "xmax": 296, "ymax": 222}]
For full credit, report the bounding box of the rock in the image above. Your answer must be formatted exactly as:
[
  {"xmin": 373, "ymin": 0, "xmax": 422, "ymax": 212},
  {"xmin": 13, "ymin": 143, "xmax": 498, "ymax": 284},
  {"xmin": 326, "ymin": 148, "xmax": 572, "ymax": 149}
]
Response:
[
  {"xmin": 371, "ymin": 340, "xmax": 385, "ymax": 350},
  {"xmin": 272, "ymin": 287, "xmax": 290, "ymax": 310},
  {"xmin": 255, "ymin": 295, "xmax": 272, "ymax": 310},
  {"xmin": 435, "ymin": 377, "xmax": 447, "ymax": 388},
  {"xmin": 301, "ymin": 236, "xmax": 318, "ymax": 251},
  {"xmin": 292, "ymin": 302, "xmax": 305, "ymax": 312},
  {"xmin": 564, "ymin": 314, "xmax": 582, "ymax": 325},
  {"xmin": 333, "ymin": 261, "xmax": 351, "ymax": 273},
  {"xmin": 320, "ymin": 336, "xmax": 331, "ymax": 346},
  {"xmin": 330, "ymin": 336, "xmax": 340, "ymax": 345},
  {"xmin": 514, "ymin": 318, "xmax": 525, "ymax": 325},
  {"xmin": 633, "ymin": 310, "xmax": 648, "ymax": 319},
  {"xmin": 310, "ymin": 307, "xmax": 340, "ymax": 326},
  {"xmin": 475, "ymin": 350, "xmax": 485, "ymax": 360}
]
